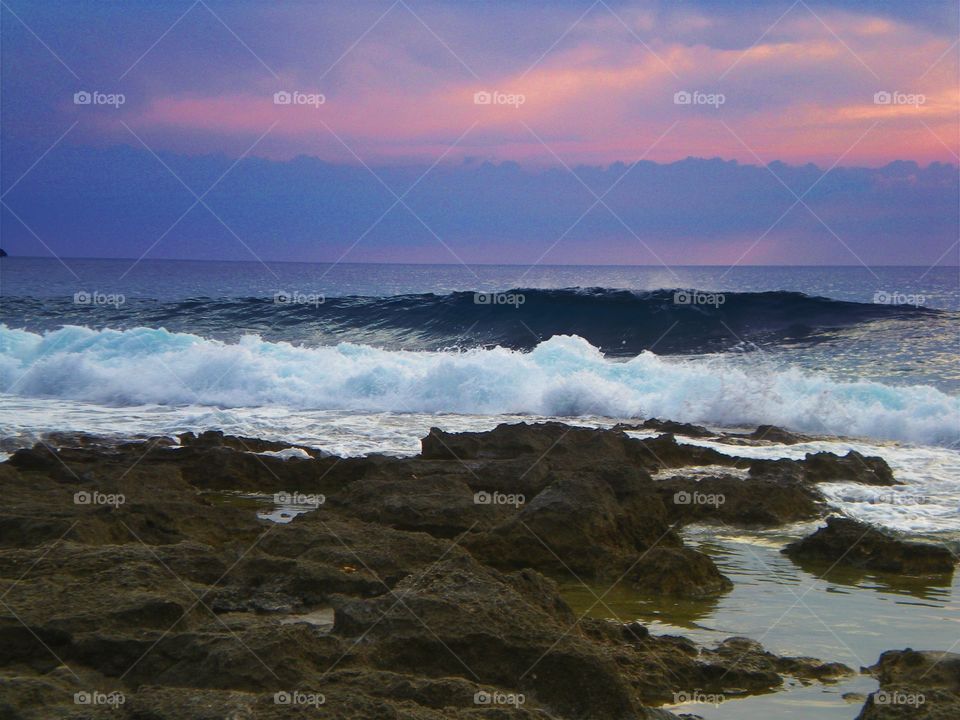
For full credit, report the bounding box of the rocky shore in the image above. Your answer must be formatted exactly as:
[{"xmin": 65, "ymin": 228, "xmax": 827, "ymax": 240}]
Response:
[{"xmin": 0, "ymin": 421, "xmax": 955, "ymax": 718}]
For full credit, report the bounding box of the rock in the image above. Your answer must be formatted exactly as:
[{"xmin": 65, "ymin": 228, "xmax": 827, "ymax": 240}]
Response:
[
  {"xmin": 8, "ymin": 444, "xmax": 61, "ymax": 471},
  {"xmin": 178, "ymin": 430, "xmax": 322, "ymax": 457},
  {"xmin": 421, "ymin": 422, "xmax": 743, "ymax": 473},
  {"xmin": 750, "ymin": 451, "xmax": 898, "ymax": 487},
  {"xmin": 421, "ymin": 421, "xmax": 599, "ymax": 461},
  {"xmin": 748, "ymin": 457, "xmax": 807, "ymax": 484},
  {"xmin": 783, "ymin": 517, "xmax": 956, "ymax": 575},
  {"xmin": 654, "ymin": 474, "xmax": 823, "ymax": 527},
  {"xmin": 803, "ymin": 451, "xmax": 897, "ymax": 486},
  {"xmin": 857, "ymin": 649, "xmax": 960, "ymax": 719},
  {"xmin": 334, "ymin": 470, "xmax": 486, "ymax": 538},
  {"xmin": 637, "ymin": 419, "xmax": 715, "ymax": 438},
  {"xmin": 722, "ymin": 424, "xmax": 813, "ymax": 445},
  {"xmin": 629, "ymin": 433, "xmax": 745, "ymax": 472},
  {"xmin": 709, "ymin": 636, "xmax": 852, "ymax": 682},
  {"xmin": 464, "ymin": 464, "xmax": 683, "ymax": 576},
  {"xmin": 0, "ymin": 422, "xmax": 865, "ymax": 719},
  {"xmin": 868, "ymin": 650, "xmax": 960, "ymax": 692},
  {"xmin": 621, "ymin": 621, "xmax": 650, "ymax": 642},
  {"xmin": 330, "ymin": 554, "xmax": 641, "ymax": 718},
  {"xmin": 626, "ymin": 547, "xmax": 733, "ymax": 597}
]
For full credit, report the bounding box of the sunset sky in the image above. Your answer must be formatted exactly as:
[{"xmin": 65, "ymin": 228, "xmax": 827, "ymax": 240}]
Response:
[{"xmin": 1, "ymin": 0, "xmax": 957, "ymax": 265}]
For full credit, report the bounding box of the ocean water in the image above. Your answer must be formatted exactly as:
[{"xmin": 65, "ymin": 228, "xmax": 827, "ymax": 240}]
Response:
[{"xmin": 1, "ymin": 258, "xmax": 958, "ymax": 535}]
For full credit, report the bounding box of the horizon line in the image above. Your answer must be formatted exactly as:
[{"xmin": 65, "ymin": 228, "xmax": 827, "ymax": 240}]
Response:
[
  {"xmin": 2, "ymin": 256, "xmax": 957, "ymax": 269},
  {"xmin": 35, "ymin": 143, "xmax": 960, "ymax": 173}
]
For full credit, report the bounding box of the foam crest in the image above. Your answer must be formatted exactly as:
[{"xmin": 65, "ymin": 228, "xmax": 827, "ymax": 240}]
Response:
[{"xmin": 1, "ymin": 325, "xmax": 956, "ymax": 446}]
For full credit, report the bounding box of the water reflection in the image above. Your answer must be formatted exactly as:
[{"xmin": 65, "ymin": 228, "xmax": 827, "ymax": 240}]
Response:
[
  {"xmin": 557, "ymin": 528, "xmax": 959, "ymax": 719},
  {"xmin": 782, "ymin": 553, "xmax": 955, "ymax": 602}
]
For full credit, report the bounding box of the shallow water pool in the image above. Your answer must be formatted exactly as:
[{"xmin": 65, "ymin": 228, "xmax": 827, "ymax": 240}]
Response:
[{"xmin": 559, "ymin": 526, "xmax": 959, "ymax": 719}]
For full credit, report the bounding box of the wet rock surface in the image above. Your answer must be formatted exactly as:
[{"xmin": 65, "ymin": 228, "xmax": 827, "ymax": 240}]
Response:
[
  {"xmin": 653, "ymin": 473, "xmax": 823, "ymax": 527},
  {"xmin": 783, "ymin": 517, "xmax": 956, "ymax": 576},
  {"xmin": 720, "ymin": 425, "xmax": 815, "ymax": 445},
  {"xmin": 856, "ymin": 650, "xmax": 960, "ymax": 719},
  {"xmin": 801, "ymin": 451, "xmax": 897, "ymax": 486},
  {"xmin": 748, "ymin": 450, "xmax": 898, "ymax": 487},
  {"xmin": 0, "ymin": 422, "xmax": 895, "ymax": 719}
]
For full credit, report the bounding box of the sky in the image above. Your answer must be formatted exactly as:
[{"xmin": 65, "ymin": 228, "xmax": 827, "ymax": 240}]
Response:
[{"xmin": 1, "ymin": 0, "xmax": 958, "ymax": 266}]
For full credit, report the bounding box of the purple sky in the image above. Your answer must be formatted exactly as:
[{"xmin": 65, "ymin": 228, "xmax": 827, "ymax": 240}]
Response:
[{"xmin": 1, "ymin": 1, "xmax": 957, "ymax": 265}]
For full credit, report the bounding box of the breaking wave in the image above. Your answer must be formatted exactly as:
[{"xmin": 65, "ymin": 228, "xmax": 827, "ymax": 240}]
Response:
[
  {"xmin": 0, "ymin": 288, "xmax": 937, "ymax": 355},
  {"xmin": 1, "ymin": 325, "xmax": 956, "ymax": 447}
]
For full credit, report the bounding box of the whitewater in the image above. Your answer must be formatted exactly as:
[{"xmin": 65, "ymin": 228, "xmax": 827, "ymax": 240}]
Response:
[{"xmin": 1, "ymin": 324, "xmax": 957, "ymax": 447}]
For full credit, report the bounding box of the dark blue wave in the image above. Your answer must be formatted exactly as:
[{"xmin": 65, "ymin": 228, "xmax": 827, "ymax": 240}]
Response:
[{"xmin": 0, "ymin": 288, "xmax": 938, "ymax": 355}]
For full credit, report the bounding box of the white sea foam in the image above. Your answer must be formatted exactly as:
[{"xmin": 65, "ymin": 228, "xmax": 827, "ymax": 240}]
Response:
[
  {"xmin": 1, "ymin": 325, "xmax": 956, "ymax": 447},
  {"xmin": 257, "ymin": 447, "xmax": 313, "ymax": 460},
  {"xmin": 0, "ymin": 325, "xmax": 956, "ymax": 443}
]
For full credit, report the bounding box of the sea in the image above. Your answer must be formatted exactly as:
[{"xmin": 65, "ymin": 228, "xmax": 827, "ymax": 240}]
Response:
[{"xmin": 1, "ymin": 258, "xmax": 958, "ymax": 538}]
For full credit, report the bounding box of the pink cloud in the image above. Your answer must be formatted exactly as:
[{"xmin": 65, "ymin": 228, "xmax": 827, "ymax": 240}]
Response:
[{"xmin": 120, "ymin": 9, "xmax": 958, "ymax": 167}]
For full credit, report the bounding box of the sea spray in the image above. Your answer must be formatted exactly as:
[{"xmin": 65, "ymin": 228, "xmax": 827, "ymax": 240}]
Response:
[{"xmin": 1, "ymin": 325, "xmax": 956, "ymax": 447}]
